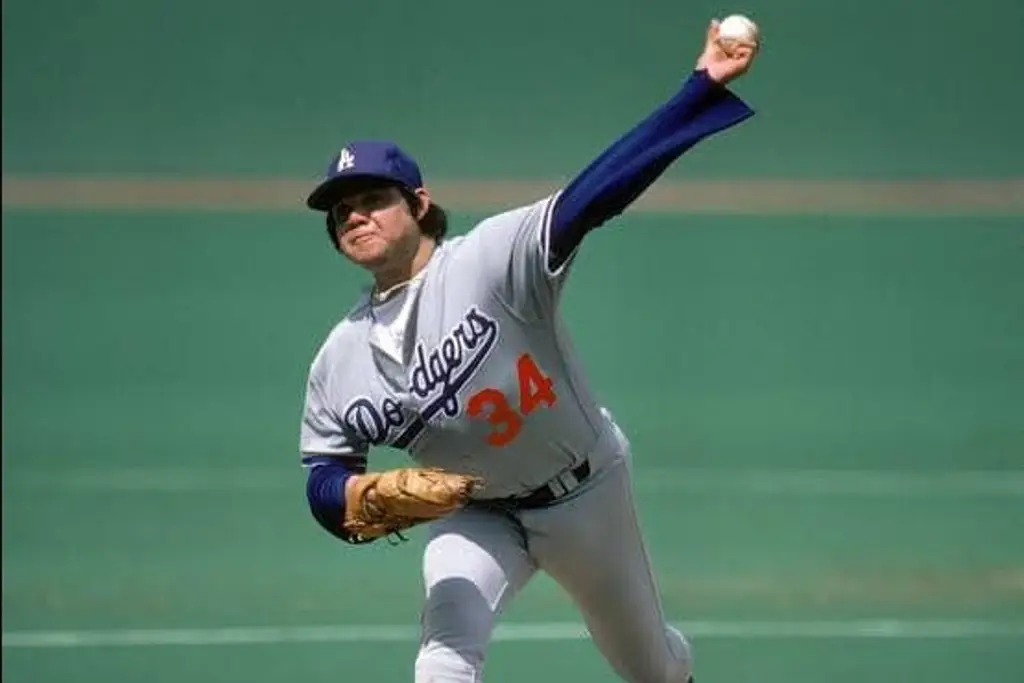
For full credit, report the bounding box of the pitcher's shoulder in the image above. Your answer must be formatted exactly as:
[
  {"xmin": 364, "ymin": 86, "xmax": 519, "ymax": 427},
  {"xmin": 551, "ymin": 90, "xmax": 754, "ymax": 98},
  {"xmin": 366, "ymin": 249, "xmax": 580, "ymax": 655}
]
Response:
[{"xmin": 438, "ymin": 194, "xmax": 558, "ymax": 262}]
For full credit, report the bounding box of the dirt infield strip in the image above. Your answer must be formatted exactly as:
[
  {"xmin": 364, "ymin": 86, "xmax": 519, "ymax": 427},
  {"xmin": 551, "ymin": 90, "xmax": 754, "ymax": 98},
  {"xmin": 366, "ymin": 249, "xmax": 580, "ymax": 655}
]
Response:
[{"xmin": 3, "ymin": 177, "xmax": 1023, "ymax": 215}]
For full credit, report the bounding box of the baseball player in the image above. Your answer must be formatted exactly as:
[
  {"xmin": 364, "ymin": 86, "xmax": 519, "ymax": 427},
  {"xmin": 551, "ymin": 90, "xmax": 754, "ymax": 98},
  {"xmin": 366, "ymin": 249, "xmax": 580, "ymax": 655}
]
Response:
[{"xmin": 300, "ymin": 19, "xmax": 758, "ymax": 683}]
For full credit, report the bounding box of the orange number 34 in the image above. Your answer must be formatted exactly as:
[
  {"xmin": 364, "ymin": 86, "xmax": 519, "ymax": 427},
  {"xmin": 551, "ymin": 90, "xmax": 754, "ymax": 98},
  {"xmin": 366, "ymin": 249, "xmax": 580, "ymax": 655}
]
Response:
[{"xmin": 467, "ymin": 353, "xmax": 558, "ymax": 447}]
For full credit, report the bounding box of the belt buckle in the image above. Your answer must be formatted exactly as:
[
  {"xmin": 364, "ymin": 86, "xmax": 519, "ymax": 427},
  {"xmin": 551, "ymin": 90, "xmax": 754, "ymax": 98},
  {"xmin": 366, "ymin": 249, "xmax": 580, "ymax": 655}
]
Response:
[
  {"xmin": 541, "ymin": 459, "xmax": 590, "ymax": 502},
  {"xmin": 546, "ymin": 468, "xmax": 578, "ymax": 499}
]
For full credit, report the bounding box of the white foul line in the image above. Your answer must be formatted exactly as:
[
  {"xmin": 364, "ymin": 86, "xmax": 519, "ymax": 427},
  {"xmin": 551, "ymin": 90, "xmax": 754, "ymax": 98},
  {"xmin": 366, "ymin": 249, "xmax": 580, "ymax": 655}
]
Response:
[{"xmin": 3, "ymin": 620, "xmax": 1023, "ymax": 649}]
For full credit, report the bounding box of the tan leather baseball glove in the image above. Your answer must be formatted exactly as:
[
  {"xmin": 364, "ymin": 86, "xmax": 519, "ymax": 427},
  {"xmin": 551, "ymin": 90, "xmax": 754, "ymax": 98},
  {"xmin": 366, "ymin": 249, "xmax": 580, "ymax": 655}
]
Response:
[{"xmin": 343, "ymin": 468, "xmax": 482, "ymax": 542}]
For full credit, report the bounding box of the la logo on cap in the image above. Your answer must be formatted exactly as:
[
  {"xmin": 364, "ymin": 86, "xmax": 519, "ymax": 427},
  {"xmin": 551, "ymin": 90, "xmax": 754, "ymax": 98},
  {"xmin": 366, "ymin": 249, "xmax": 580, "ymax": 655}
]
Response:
[{"xmin": 337, "ymin": 148, "xmax": 356, "ymax": 172}]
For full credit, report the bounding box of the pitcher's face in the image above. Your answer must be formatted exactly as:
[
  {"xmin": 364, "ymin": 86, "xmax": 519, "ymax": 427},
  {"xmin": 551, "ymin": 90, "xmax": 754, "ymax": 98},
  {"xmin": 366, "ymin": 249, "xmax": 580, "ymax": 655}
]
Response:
[{"xmin": 330, "ymin": 184, "xmax": 424, "ymax": 269}]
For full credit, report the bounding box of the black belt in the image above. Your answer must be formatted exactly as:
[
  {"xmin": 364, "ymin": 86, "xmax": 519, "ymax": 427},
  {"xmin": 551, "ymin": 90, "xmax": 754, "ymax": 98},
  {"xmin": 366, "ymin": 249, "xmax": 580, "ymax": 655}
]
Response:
[{"xmin": 477, "ymin": 460, "xmax": 591, "ymax": 511}]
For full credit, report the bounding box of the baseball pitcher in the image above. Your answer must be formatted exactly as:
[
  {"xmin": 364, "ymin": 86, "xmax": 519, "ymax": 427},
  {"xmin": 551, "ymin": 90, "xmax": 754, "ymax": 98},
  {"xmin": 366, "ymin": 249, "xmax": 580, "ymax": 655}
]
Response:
[{"xmin": 299, "ymin": 19, "xmax": 759, "ymax": 683}]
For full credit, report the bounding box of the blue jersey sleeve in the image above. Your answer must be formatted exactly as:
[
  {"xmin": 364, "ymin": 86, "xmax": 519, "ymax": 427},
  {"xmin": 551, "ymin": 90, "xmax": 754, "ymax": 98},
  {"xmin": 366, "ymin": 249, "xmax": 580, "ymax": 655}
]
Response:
[{"xmin": 548, "ymin": 69, "xmax": 755, "ymax": 269}]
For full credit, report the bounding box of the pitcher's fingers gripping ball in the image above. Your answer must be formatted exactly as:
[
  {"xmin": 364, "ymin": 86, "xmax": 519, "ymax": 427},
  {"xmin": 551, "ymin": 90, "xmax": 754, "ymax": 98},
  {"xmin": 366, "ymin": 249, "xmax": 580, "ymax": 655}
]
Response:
[
  {"xmin": 343, "ymin": 468, "xmax": 483, "ymax": 542},
  {"xmin": 714, "ymin": 14, "xmax": 761, "ymax": 56}
]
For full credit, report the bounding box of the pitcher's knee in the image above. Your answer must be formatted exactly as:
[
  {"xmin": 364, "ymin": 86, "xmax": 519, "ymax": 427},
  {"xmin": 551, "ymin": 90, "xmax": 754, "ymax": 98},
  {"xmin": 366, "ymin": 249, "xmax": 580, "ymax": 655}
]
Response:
[
  {"xmin": 612, "ymin": 624, "xmax": 693, "ymax": 683},
  {"xmin": 415, "ymin": 639, "xmax": 484, "ymax": 683},
  {"xmin": 662, "ymin": 624, "xmax": 693, "ymax": 682}
]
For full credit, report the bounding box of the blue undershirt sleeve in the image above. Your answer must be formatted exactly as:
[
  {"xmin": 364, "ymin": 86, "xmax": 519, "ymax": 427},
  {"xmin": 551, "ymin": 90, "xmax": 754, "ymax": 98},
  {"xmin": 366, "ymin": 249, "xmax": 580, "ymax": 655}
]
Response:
[
  {"xmin": 305, "ymin": 459, "xmax": 355, "ymax": 542},
  {"xmin": 547, "ymin": 69, "xmax": 755, "ymax": 269}
]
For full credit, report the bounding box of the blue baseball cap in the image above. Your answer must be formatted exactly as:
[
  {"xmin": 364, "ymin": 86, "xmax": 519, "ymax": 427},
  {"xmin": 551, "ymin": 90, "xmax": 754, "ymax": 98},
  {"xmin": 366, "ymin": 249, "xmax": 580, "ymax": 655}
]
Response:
[{"xmin": 305, "ymin": 140, "xmax": 424, "ymax": 211}]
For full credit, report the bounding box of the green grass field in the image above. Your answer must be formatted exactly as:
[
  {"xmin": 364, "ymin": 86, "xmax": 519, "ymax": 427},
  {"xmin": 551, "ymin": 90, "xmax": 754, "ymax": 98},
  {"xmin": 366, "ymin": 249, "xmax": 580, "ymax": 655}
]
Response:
[{"xmin": 3, "ymin": 208, "xmax": 1023, "ymax": 682}]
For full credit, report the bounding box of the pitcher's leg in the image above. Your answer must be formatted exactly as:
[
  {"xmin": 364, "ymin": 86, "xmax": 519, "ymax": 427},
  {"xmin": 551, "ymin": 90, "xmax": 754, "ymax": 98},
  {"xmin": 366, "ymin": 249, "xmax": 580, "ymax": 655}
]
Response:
[
  {"xmin": 527, "ymin": 458, "xmax": 692, "ymax": 683},
  {"xmin": 415, "ymin": 506, "xmax": 536, "ymax": 683}
]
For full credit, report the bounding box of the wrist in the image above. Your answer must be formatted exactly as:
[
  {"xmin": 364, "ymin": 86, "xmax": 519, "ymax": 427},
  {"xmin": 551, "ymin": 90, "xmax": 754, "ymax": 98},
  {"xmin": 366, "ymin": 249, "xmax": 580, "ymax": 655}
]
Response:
[
  {"xmin": 693, "ymin": 68, "xmax": 723, "ymax": 87},
  {"xmin": 344, "ymin": 474, "xmax": 361, "ymax": 503}
]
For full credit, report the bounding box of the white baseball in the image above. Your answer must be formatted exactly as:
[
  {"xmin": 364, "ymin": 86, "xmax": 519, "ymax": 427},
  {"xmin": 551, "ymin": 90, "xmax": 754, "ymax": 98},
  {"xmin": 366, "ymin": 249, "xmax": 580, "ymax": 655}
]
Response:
[{"xmin": 718, "ymin": 14, "xmax": 760, "ymax": 46}]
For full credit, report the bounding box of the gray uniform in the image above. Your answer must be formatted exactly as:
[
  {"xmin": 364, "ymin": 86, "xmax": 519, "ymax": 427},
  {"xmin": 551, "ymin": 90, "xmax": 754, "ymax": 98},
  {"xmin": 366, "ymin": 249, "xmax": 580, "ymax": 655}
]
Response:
[
  {"xmin": 302, "ymin": 193, "xmax": 610, "ymax": 496},
  {"xmin": 300, "ymin": 194, "xmax": 693, "ymax": 682}
]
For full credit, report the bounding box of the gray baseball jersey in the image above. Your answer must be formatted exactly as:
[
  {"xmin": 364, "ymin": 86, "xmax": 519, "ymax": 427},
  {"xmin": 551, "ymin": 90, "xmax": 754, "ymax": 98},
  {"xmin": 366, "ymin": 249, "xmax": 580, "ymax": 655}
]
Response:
[{"xmin": 299, "ymin": 193, "xmax": 616, "ymax": 498}]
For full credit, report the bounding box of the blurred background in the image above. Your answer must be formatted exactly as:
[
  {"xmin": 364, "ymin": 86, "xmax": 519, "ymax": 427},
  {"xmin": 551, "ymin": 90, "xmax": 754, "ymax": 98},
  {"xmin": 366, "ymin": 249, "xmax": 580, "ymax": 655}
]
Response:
[{"xmin": 3, "ymin": 0, "xmax": 1022, "ymax": 681}]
